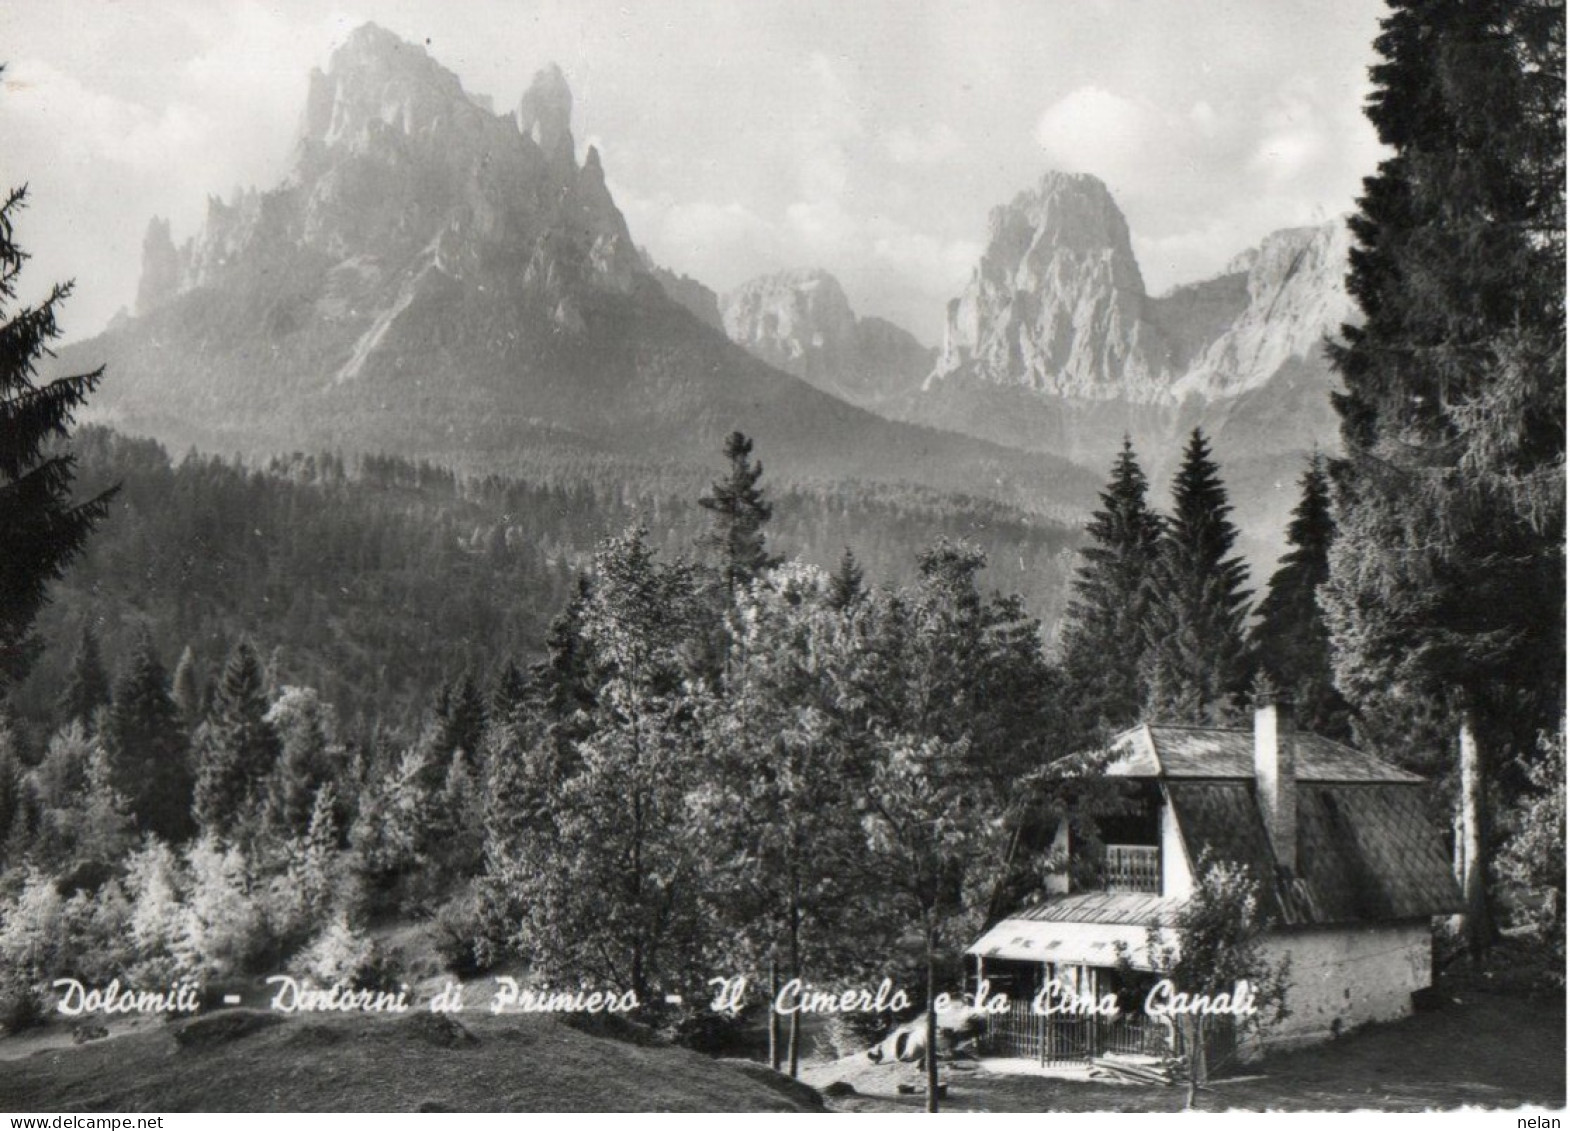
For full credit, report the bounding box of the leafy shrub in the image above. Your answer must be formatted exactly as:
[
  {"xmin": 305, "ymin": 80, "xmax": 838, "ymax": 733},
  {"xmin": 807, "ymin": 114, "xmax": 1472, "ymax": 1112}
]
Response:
[
  {"xmin": 296, "ymin": 915, "xmax": 402, "ymax": 991},
  {"xmin": 175, "ymin": 836, "xmax": 273, "ymax": 977},
  {"xmin": 0, "ymin": 867, "xmax": 65, "ymax": 978},
  {"xmin": 0, "ymin": 974, "xmax": 46, "ymax": 1034},
  {"xmin": 124, "ymin": 837, "xmax": 188, "ymax": 982},
  {"xmin": 1498, "ymin": 725, "xmax": 1566, "ymax": 986},
  {"xmin": 431, "ymin": 884, "xmax": 493, "ymax": 977},
  {"xmin": 661, "ymin": 1005, "xmax": 752, "ymax": 1054},
  {"xmin": 296, "ymin": 915, "xmax": 373, "ymax": 984},
  {"xmin": 57, "ymin": 880, "xmax": 134, "ymax": 984}
]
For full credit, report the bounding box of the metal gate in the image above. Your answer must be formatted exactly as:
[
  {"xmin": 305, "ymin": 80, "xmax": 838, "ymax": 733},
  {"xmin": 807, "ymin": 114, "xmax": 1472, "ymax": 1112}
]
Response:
[{"xmin": 982, "ymin": 1003, "xmax": 1172, "ymax": 1065}]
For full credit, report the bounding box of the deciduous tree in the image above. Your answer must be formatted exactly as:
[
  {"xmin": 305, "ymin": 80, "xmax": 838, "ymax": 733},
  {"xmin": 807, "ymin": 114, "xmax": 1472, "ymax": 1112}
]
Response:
[{"xmin": 500, "ymin": 529, "xmax": 712, "ymax": 1004}]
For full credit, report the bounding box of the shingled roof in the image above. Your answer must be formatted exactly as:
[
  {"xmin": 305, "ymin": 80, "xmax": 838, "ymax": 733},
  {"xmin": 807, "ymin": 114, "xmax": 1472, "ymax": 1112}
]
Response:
[
  {"xmin": 1165, "ymin": 780, "xmax": 1462, "ymax": 925},
  {"xmin": 1004, "ymin": 723, "xmax": 1461, "ymax": 930},
  {"xmin": 1106, "ymin": 724, "xmax": 1425, "ymax": 783}
]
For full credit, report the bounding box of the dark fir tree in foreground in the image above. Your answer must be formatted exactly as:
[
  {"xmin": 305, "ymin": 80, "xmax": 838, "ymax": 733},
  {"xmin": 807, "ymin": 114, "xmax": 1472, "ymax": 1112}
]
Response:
[
  {"xmin": 57, "ymin": 622, "xmax": 112, "ymax": 730},
  {"xmin": 0, "ymin": 182, "xmax": 115, "ymax": 692},
  {"xmin": 106, "ymin": 628, "xmax": 192, "ymax": 842},
  {"xmin": 1058, "ymin": 438, "xmax": 1163, "ymax": 738},
  {"xmin": 1141, "ymin": 430, "xmax": 1252, "ymax": 723},
  {"xmin": 193, "ymin": 639, "xmax": 279, "ymax": 837},
  {"xmin": 1322, "ymin": 0, "xmax": 1565, "ymax": 958},
  {"xmin": 698, "ymin": 431, "xmax": 778, "ymax": 598},
  {"xmin": 1250, "ymin": 454, "xmax": 1349, "ymax": 739}
]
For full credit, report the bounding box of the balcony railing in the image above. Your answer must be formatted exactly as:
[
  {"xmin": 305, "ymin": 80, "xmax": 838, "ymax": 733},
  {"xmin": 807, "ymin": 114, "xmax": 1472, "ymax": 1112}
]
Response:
[{"xmin": 1103, "ymin": 844, "xmax": 1160, "ymax": 894}]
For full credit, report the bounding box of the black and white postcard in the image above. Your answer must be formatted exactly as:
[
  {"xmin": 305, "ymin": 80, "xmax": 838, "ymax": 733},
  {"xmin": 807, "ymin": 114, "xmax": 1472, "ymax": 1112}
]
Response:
[{"xmin": 0, "ymin": 0, "xmax": 1562, "ymax": 1117}]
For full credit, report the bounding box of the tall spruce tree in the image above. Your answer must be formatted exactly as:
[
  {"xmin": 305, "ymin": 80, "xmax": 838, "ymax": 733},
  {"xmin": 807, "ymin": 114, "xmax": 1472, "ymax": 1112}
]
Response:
[
  {"xmin": 170, "ymin": 645, "xmax": 203, "ymax": 727},
  {"xmin": 1321, "ymin": 0, "xmax": 1565, "ymax": 957},
  {"xmin": 1141, "ymin": 430, "xmax": 1252, "ymax": 724},
  {"xmin": 698, "ymin": 431, "xmax": 778, "ymax": 597},
  {"xmin": 106, "ymin": 628, "xmax": 193, "ymax": 842},
  {"xmin": 1058, "ymin": 438, "xmax": 1164, "ymax": 737},
  {"xmin": 1250, "ymin": 454, "xmax": 1350, "ymax": 738},
  {"xmin": 492, "ymin": 658, "xmax": 528, "ymax": 724},
  {"xmin": 193, "ymin": 639, "xmax": 280, "ymax": 836},
  {"xmin": 0, "ymin": 181, "xmax": 115, "ymax": 691},
  {"xmin": 529, "ymin": 573, "xmax": 598, "ymax": 762},
  {"xmin": 826, "ymin": 546, "xmax": 866, "ymax": 612},
  {"xmin": 435, "ymin": 673, "xmax": 488, "ymax": 763},
  {"xmin": 57, "ymin": 622, "xmax": 112, "ymax": 729}
]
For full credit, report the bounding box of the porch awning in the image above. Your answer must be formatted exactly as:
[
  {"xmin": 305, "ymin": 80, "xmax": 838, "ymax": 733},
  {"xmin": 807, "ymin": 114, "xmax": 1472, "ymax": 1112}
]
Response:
[{"xmin": 966, "ymin": 918, "xmax": 1176, "ymax": 970}]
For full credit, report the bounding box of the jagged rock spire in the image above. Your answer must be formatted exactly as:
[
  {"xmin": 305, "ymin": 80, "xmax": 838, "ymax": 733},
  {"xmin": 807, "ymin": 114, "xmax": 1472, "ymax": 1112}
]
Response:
[{"xmin": 519, "ymin": 63, "xmax": 575, "ymax": 173}]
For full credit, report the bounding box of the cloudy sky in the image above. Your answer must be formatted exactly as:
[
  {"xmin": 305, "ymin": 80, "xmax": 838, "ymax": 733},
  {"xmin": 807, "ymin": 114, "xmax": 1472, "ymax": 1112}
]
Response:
[{"xmin": 2, "ymin": 0, "xmax": 1389, "ymax": 344}]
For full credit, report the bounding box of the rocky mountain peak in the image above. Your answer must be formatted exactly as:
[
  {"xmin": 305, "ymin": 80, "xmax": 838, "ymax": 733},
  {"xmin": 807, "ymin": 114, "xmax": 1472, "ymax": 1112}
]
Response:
[
  {"xmin": 1171, "ymin": 221, "xmax": 1354, "ymax": 399},
  {"xmin": 1002, "ymin": 172, "xmax": 1143, "ymax": 272},
  {"xmin": 135, "ymin": 216, "xmax": 181, "ymax": 315},
  {"xmin": 719, "ymin": 268, "xmax": 931, "ymax": 406},
  {"xmin": 518, "ymin": 63, "xmax": 575, "ymax": 172},
  {"xmin": 934, "ymin": 170, "xmax": 1167, "ymax": 401},
  {"xmin": 126, "ymin": 21, "xmax": 644, "ymax": 396},
  {"xmin": 722, "ymin": 270, "xmax": 858, "ymax": 370},
  {"xmin": 298, "ymin": 23, "xmax": 467, "ymax": 155},
  {"xmin": 725, "ymin": 268, "xmax": 855, "ymax": 337}
]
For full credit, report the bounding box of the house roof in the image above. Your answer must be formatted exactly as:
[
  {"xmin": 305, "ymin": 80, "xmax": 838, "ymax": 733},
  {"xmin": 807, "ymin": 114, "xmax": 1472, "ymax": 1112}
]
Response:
[
  {"xmin": 1166, "ymin": 781, "xmax": 1463, "ymax": 925},
  {"xmin": 968, "ymin": 917, "xmax": 1176, "ymax": 969},
  {"xmin": 986, "ymin": 723, "xmax": 1462, "ymax": 937},
  {"xmin": 1004, "ymin": 892, "xmax": 1183, "ymax": 927},
  {"xmin": 1106, "ymin": 724, "xmax": 1424, "ymax": 783}
]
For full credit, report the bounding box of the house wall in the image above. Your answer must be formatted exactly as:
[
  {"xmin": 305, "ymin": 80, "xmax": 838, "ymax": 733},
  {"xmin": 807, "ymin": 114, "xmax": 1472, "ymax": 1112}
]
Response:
[
  {"xmin": 1249, "ymin": 920, "xmax": 1432, "ymax": 1054},
  {"xmin": 1160, "ymin": 796, "xmax": 1192, "ymax": 899}
]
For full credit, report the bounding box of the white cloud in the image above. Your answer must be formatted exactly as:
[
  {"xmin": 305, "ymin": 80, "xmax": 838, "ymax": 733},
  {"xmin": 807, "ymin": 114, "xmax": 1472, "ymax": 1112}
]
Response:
[
  {"xmin": 1034, "ymin": 86, "xmax": 1153, "ymax": 178},
  {"xmin": 3, "ymin": 59, "xmax": 207, "ymax": 173},
  {"xmin": 619, "ymin": 187, "xmax": 785, "ymax": 294},
  {"xmin": 1249, "ymin": 90, "xmax": 1330, "ymax": 184}
]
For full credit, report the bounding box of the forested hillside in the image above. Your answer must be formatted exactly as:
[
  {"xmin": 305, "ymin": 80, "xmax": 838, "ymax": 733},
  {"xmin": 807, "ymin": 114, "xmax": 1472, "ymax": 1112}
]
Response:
[{"xmin": 7, "ymin": 427, "xmax": 1079, "ymax": 741}]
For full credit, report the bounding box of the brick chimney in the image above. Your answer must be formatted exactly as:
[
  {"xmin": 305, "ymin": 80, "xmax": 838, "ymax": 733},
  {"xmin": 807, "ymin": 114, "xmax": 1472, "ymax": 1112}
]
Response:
[{"xmin": 1253, "ymin": 696, "xmax": 1297, "ymax": 874}]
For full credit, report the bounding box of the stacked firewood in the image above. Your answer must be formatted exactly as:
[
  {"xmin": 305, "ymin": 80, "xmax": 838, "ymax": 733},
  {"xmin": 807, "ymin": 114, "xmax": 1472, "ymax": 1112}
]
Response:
[{"xmin": 1088, "ymin": 1053, "xmax": 1186, "ymax": 1085}]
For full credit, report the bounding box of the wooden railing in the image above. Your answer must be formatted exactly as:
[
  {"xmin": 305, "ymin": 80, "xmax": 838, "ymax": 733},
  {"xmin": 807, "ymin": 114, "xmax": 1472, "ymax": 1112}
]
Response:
[{"xmin": 1104, "ymin": 844, "xmax": 1161, "ymax": 893}]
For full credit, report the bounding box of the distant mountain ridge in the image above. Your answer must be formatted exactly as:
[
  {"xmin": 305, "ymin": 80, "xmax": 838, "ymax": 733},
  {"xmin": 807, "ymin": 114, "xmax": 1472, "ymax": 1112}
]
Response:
[
  {"xmin": 64, "ymin": 23, "xmax": 1100, "ymax": 528},
  {"xmin": 716, "ymin": 269, "xmax": 934, "ymax": 408},
  {"xmin": 694, "ymin": 173, "xmax": 1355, "ymax": 485},
  {"xmin": 926, "ymin": 172, "xmax": 1355, "ymax": 409},
  {"xmin": 893, "ymin": 173, "xmax": 1357, "ymax": 570},
  {"xmin": 65, "ymin": 22, "xmax": 1361, "ymax": 603}
]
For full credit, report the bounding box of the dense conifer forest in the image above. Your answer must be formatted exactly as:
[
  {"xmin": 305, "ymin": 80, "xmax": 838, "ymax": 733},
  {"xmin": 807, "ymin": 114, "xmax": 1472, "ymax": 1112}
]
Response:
[{"xmin": 6, "ymin": 426, "xmax": 1081, "ymax": 742}]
